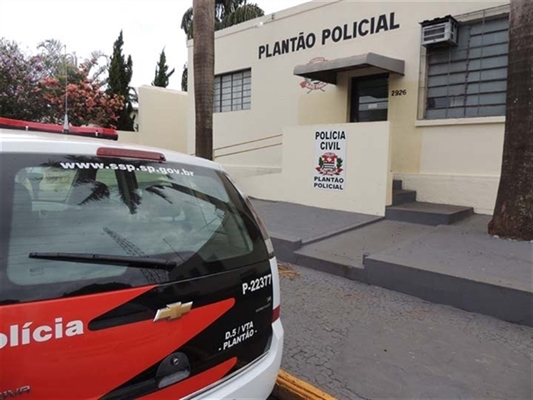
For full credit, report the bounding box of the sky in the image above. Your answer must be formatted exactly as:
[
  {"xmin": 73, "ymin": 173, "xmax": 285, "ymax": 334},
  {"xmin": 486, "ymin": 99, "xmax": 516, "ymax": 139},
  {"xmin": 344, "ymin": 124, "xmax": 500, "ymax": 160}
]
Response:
[{"xmin": 0, "ymin": 0, "xmax": 310, "ymax": 90}]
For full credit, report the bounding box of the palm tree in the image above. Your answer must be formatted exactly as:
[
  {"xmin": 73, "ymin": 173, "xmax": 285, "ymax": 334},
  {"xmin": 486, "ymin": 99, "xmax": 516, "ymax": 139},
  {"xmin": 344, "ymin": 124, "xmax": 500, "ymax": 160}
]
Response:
[
  {"xmin": 489, "ymin": 0, "xmax": 533, "ymax": 240},
  {"xmin": 193, "ymin": 0, "xmax": 215, "ymax": 160},
  {"xmin": 84, "ymin": 50, "xmax": 109, "ymax": 85},
  {"xmin": 38, "ymin": 39, "xmax": 108, "ymax": 85},
  {"xmin": 219, "ymin": 1, "xmax": 265, "ymax": 29},
  {"xmin": 181, "ymin": 0, "xmax": 264, "ymax": 91},
  {"xmin": 37, "ymin": 39, "xmax": 77, "ymax": 78},
  {"xmin": 181, "ymin": 0, "xmax": 265, "ymax": 39}
]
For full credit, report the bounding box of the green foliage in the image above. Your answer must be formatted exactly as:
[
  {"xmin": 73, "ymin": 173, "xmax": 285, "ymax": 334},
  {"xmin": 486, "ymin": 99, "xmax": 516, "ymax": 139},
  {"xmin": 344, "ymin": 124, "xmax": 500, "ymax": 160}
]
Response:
[
  {"xmin": 181, "ymin": 7, "xmax": 195, "ymax": 40},
  {"xmin": 107, "ymin": 31, "xmax": 135, "ymax": 131},
  {"xmin": 0, "ymin": 39, "xmax": 46, "ymax": 121},
  {"xmin": 37, "ymin": 39, "xmax": 109, "ymax": 85},
  {"xmin": 152, "ymin": 48, "xmax": 175, "ymax": 88},
  {"xmin": 181, "ymin": 0, "xmax": 264, "ymax": 40},
  {"xmin": 37, "ymin": 39, "xmax": 74, "ymax": 78},
  {"xmin": 85, "ymin": 50, "xmax": 109, "ymax": 84},
  {"xmin": 0, "ymin": 38, "xmax": 122, "ymax": 127},
  {"xmin": 181, "ymin": 63, "xmax": 188, "ymax": 92},
  {"xmin": 180, "ymin": 0, "xmax": 264, "ymax": 94},
  {"xmin": 220, "ymin": 4, "xmax": 264, "ymax": 28}
]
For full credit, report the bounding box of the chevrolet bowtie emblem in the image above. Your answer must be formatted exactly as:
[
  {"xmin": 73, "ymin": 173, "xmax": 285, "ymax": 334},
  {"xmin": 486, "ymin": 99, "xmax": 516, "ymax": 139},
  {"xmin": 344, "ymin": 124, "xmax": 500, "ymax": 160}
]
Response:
[{"xmin": 154, "ymin": 302, "xmax": 193, "ymax": 322}]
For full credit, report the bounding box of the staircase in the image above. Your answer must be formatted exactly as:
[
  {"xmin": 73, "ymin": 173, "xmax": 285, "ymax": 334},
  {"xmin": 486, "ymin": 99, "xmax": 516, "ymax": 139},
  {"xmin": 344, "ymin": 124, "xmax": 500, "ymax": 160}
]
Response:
[{"xmin": 387, "ymin": 180, "xmax": 474, "ymax": 226}]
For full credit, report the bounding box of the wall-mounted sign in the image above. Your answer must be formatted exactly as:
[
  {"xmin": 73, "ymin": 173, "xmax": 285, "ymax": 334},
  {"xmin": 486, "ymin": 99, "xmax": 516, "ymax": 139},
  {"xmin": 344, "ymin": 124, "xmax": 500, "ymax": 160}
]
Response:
[
  {"xmin": 299, "ymin": 57, "xmax": 329, "ymax": 93},
  {"xmin": 314, "ymin": 130, "xmax": 346, "ymax": 191},
  {"xmin": 259, "ymin": 12, "xmax": 400, "ymax": 60}
]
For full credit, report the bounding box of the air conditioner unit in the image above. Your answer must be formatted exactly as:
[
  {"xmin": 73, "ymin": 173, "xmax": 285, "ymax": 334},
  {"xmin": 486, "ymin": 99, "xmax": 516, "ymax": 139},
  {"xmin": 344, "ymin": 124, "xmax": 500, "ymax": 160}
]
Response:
[{"xmin": 420, "ymin": 16, "xmax": 459, "ymax": 47}]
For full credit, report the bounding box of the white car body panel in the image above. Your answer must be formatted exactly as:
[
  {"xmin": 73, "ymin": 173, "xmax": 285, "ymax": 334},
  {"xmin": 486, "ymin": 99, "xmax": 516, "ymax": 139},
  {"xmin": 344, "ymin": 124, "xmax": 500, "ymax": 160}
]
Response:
[{"xmin": 0, "ymin": 128, "xmax": 283, "ymax": 400}]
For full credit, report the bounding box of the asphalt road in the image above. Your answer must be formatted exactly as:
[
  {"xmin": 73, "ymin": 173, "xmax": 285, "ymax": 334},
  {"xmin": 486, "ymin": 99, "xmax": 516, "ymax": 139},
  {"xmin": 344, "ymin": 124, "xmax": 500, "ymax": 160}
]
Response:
[{"xmin": 279, "ymin": 264, "xmax": 533, "ymax": 400}]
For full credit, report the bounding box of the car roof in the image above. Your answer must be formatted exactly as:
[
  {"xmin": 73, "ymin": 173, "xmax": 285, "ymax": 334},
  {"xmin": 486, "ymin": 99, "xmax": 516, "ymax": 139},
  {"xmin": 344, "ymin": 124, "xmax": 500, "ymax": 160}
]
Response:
[{"xmin": 0, "ymin": 128, "xmax": 221, "ymax": 170}]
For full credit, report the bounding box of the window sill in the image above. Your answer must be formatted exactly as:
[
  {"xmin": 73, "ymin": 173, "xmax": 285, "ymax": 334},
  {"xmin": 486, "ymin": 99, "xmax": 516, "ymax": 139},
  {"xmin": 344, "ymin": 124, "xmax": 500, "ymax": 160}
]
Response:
[
  {"xmin": 415, "ymin": 116, "xmax": 505, "ymax": 127},
  {"xmin": 214, "ymin": 109, "xmax": 252, "ymax": 114}
]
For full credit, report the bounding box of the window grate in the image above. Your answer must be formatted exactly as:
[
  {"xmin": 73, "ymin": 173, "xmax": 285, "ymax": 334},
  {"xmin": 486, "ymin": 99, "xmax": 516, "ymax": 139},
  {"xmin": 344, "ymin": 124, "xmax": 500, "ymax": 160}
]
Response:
[
  {"xmin": 214, "ymin": 69, "xmax": 252, "ymax": 113},
  {"xmin": 425, "ymin": 14, "xmax": 509, "ymax": 120}
]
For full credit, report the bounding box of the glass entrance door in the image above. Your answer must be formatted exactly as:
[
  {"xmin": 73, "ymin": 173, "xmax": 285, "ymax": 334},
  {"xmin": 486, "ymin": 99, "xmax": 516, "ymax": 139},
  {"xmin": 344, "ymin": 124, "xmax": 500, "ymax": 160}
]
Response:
[{"xmin": 350, "ymin": 74, "xmax": 389, "ymax": 122}]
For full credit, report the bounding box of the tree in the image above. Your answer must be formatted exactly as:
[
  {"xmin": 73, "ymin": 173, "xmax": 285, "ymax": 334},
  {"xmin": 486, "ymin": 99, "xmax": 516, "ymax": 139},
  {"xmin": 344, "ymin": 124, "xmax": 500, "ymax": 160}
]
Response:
[
  {"xmin": 181, "ymin": 63, "xmax": 188, "ymax": 92},
  {"xmin": 180, "ymin": 0, "xmax": 264, "ymax": 91},
  {"xmin": 152, "ymin": 48, "xmax": 175, "ymax": 88},
  {"xmin": 40, "ymin": 66, "xmax": 123, "ymax": 128},
  {"xmin": 37, "ymin": 39, "xmax": 77, "ymax": 78},
  {"xmin": 107, "ymin": 31, "xmax": 135, "ymax": 131},
  {"xmin": 37, "ymin": 39, "xmax": 109, "ymax": 86},
  {"xmin": 85, "ymin": 50, "xmax": 109, "ymax": 85},
  {"xmin": 193, "ymin": 0, "xmax": 215, "ymax": 160},
  {"xmin": 218, "ymin": 2, "xmax": 265, "ymax": 28},
  {"xmin": 0, "ymin": 38, "xmax": 122, "ymax": 128},
  {"xmin": 0, "ymin": 39, "xmax": 46, "ymax": 121},
  {"xmin": 488, "ymin": 0, "xmax": 533, "ymax": 241},
  {"xmin": 181, "ymin": 0, "xmax": 265, "ymax": 39}
]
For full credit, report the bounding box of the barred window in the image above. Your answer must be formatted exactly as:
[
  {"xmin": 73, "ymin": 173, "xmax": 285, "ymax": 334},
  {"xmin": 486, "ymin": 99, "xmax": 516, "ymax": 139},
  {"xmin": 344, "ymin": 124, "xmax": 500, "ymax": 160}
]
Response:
[
  {"xmin": 425, "ymin": 16, "xmax": 509, "ymax": 119},
  {"xmin": 214, "ymin": 69, "xmax": 252, "ymax": 113}
]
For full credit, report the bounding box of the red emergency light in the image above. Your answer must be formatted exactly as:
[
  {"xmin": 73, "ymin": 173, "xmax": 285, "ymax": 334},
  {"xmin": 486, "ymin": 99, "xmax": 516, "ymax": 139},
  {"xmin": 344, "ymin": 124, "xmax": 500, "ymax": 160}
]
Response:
[{"xmin": 0, "ymin": 117, "xmax": 118, "ymax": 141}]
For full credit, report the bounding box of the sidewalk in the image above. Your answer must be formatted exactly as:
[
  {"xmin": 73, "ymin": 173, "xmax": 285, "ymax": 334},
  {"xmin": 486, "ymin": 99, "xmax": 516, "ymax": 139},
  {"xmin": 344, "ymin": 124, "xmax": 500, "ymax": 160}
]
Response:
[
  {"xmin": 278, "ymin": 264, "xmax": 533, "ymax": 400},
  {"xmin": 252, "ymin": 199, "xmax": 533, "ymax": 327}
]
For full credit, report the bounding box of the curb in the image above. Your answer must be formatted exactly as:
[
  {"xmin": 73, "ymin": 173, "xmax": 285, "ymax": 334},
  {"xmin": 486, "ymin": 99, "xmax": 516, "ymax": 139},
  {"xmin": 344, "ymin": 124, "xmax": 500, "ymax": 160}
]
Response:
[
  {"xmin": 293, "ymin": 251, "xmax": 367, "ymax": 283},
  {"xmin": 272, "ymin": 370, "xmax": 337, "ymax": 400},
  {"xmin": 364, "ymin": 255, "xmax": 533, "ymax": 327},
  {"xmin": 300, "ymin": 217, "xmax": 384, "ymax": 246}
]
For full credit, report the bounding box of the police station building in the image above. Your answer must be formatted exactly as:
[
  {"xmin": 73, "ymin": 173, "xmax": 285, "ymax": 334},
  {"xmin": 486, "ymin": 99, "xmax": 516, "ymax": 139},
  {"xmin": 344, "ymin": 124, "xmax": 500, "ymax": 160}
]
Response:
[{"xmin": 186, "ymin": 0, "xmax": 510, "ymax": 216}]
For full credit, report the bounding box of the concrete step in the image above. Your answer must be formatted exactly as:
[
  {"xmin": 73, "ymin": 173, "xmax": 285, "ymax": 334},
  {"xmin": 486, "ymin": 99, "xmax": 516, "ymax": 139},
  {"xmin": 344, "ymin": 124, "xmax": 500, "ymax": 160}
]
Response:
[
  {"xmin": 363, "ymin": 225, "xmax": 533, "ymax": 327},
  {"xmin": 292, "ymin": 220, "xmax": 434, "ymax": 282},
  {"xmin": 293, "ymin": 251, "xmax": 367, "ymax": 282},
  {"xmin": 386, "ymin": 202, "xmax": 474, "ymax": 226},
  {"xmin": 251, "ymin": 199, "xmax": 381, "ymax": 246},
  {"xmin": 393, "ymin": 179, "xmax": 403, "ymax": 191},
  {"xmin": 392, "ymin": 189, "xmax": 417, "ymax": 205}
]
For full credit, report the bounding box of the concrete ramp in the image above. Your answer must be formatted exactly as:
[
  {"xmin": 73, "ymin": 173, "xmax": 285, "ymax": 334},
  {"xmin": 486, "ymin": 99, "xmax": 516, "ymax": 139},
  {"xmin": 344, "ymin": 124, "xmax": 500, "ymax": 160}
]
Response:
[
  {"xmin": 251, "ymin": 199, "xmax": 381, "ymax": 262},
  {"xmin": 251, "ymin": 198, "xmax": 532, "ymax": 326},
  {"xmin": 294, "ymin": 220, "xmax": 434, "ymax": 281}
]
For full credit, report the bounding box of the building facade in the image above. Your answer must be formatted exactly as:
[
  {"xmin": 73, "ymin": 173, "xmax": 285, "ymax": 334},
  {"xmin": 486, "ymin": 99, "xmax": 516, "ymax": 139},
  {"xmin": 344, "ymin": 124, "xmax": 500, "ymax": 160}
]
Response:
[{"xmin": 187, "ymin": 0, "xmax": 510, "ymax": 216}]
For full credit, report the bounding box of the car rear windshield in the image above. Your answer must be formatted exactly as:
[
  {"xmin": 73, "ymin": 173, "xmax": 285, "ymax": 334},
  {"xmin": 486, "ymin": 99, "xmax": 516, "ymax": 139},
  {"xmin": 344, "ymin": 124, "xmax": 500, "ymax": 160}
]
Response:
[{"xmin": 0, "ymin": 153, "xmax": 268, "ymax": 304}]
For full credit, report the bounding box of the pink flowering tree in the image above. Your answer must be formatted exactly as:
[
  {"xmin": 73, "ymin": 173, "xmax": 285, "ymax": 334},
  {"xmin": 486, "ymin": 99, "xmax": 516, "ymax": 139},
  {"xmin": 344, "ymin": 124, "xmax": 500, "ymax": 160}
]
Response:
[
  {"xmin": 0, "ymin": 38, "xmax": 123, "ymax": 128},
  {"xmin": 41, "ymin": 62, "xmax": 124, "ymax": 128},
  {"xmin": 0, "ymin": 39, "xmax": 47, "ymax": 121}
]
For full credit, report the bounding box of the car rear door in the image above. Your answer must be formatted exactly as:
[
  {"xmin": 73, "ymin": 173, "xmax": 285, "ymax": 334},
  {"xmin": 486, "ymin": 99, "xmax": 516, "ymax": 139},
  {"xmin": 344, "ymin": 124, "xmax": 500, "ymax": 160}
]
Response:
[{"xmin": 0, "ymin": 151, "xmax": 275, "ymax": 399}]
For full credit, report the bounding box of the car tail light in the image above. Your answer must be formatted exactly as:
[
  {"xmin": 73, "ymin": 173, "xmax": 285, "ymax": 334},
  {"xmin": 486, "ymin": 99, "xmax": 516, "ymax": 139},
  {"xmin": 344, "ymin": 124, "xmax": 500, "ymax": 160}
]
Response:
[
  {"xmin": 97, "ymin": 147, "xmax": 166, "ymax": 161},
  {"xmin": 272, "ymin": 305, "xmax": 281, "ymax": 322},
  {"xmin": 247, "ymin": 203, "xmax": 275, "ymax": 258}
]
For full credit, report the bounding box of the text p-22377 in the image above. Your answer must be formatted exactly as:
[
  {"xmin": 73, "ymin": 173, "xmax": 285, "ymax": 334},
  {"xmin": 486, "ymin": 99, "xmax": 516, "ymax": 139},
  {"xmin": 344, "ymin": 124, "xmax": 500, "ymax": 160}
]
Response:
[{"xmin": 242, "ymin": 274, "xmax": 272, "ymax": 295}]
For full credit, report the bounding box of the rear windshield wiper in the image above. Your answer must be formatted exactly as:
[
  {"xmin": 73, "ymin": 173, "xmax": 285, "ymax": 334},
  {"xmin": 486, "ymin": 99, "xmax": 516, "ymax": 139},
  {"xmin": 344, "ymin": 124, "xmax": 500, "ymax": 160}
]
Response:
[{"xmin": 28, "ymin": 252, "xmax": 177, "ymax": 271}]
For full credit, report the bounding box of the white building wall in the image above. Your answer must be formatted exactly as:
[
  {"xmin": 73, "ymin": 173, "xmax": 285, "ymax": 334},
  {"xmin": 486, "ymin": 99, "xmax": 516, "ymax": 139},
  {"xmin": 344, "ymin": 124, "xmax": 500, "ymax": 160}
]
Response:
[
  {"xmin": 397, "ymin": 117, "xmax": 505, "ymax": 214},
  {"xmin": 120, "ymin": 86, "xmax": 188, "ymax": 154},
  {"xmin": 186, "ymin": 0, "xmax": 510, "ymax": 214},
  {"xmin": 231, "ymin": 122, "xmax": 391, "ymax": 216}
]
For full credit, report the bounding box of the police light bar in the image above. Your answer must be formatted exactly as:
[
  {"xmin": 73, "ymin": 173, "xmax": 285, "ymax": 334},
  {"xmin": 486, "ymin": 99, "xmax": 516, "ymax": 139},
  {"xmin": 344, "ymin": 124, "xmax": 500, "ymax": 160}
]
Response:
[{"xmin": 0, "ymin": 117, "xmax": 119, "ymax": 141}]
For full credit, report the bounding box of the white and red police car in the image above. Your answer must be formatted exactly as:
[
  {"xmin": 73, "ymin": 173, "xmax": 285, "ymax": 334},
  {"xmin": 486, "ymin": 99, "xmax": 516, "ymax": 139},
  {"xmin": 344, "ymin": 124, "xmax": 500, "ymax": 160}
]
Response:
[{"xmin": 0, "ymin": 117, "xmax": 283, "ymax": 399}]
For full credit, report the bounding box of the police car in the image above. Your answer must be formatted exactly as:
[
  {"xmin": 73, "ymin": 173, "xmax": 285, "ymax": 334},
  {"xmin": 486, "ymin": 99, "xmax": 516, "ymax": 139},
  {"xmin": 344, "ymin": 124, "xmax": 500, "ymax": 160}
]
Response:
[{"xmin": 0, "ymin": 117, "xmax": 283, "ymax": 399}]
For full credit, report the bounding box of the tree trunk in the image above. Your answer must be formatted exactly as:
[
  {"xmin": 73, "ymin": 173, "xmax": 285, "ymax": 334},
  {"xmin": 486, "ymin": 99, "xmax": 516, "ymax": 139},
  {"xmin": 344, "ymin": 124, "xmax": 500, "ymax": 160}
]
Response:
[
  {"xmin": 488, "ymin": 0, "xmax": 533, "ymax": 241},
  {"xmin": 193, "ymin": 0, "xmax": 215, "ymax": 160}
]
